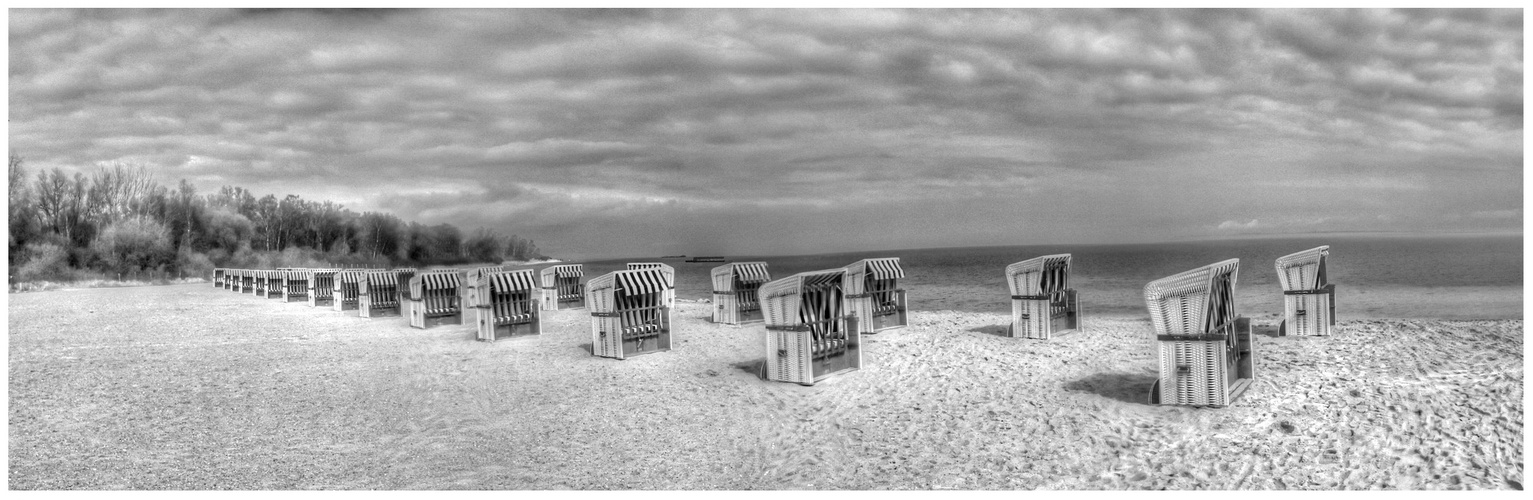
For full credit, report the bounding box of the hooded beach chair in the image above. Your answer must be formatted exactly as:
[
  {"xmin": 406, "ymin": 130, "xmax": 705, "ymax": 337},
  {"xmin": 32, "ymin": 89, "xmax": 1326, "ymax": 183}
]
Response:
[
  {"xmin": 244, "ymin": 270, "xmax": 259, "ymax": 295},
  {"xmin": 266, "ymin": 270, "xmax": 290, "ymax": 300},
  {"xmin": 282, "ymin": 270, "xmax": 311, "ymax": 303},
  {"xmin": 587, "ymin": 267, "xmax": 674, "ymax": 359},
  {"xmin": 227, "ymin": 269, "xmax": 242, "ymax": 292},
  {"xmin": 474, "ymin": 269, "xmax": 542, "ymax": 341},
  {"xmin": 307, "ymin": 269, "xmax": 338, "ymax": 307},
  {"xmin": 626, "ymin": 263, "xmax": 676, "ymax": 307},
  {"xmin": 461, "ymin": 266, "xmax": 505, "ymax": 311},
  {"xmin": 710, "ymin": 262, "xmax": 771, "ymax": 326},
  {"xmin": 539, "ymin": 264, "xmax": 585, "ymax": 310},
  {"xmin": 407, "ymin": 270, "xmax": 464, "ymax": 329},
  {"xmin": 760, "ymin": 269, "xmax": 861, "ymax": 385},
  {"xmin": 332, "ymin": 269, "xmax": 382, "ymax": 312},
  {"xmin": 213, "ymin": 268, "xmax": 225, "ymax": 288},
  {"xmin": 1004, "ymin": 254, "xmax": 1081, "ymax": 339},
  {"xmin": 1144, "ymin": 259, "xmax": 1255, "ymax": 407},
  {"xmin": 359, "ymin": 268, "xmax": 415, "ymax": 318},
  {"xmin": 842, "ymin": 257, "xmax": 907, "ymax": 335},
  {"xmin": 1276, "ymin": 246, "xmax": 1336, "ymax": 337},
  {"xmin": 251, "ymin": 270, "xmax": 270, "ymax": 297}
]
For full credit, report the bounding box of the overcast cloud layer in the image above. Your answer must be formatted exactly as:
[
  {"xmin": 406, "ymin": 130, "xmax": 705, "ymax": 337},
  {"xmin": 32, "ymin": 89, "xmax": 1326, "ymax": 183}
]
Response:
[{"xmin": 9, "ymin": 9, "xmax": 1523, "ymax": 259}]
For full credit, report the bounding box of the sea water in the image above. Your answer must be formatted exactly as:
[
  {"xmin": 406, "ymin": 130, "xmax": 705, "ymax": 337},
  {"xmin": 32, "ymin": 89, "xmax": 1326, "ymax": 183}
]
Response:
[{"xmin": 566, "ymin": 234, "xmax": 1522, "ymax": 320}]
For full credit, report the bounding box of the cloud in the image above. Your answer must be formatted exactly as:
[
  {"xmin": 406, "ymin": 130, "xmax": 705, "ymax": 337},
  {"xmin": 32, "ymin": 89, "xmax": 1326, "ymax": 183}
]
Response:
[
  {"xmin": 1217, "ymin": 219, "xmax": 1261, "ymax": 230},
  {"xmin": 7, "ymin": 8, "xmax": 1522, "ymax": 258}
]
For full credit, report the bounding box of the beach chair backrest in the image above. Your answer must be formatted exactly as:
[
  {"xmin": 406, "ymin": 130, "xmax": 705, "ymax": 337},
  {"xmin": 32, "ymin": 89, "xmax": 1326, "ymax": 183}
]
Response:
[
  {"xmin": 1275, "ymin": 246, "xmax": 1329, "ymax": 291},
  {"xmin": 488, "ymin": 269, "xmax": 539, "ymax": 317},
  {"xmin": 1006, "ymin": 254, "xmax": 1071, "ymax": 296},
  {"xmin": 842, "ymin": 258, "xmax": 904, "ymax": 297},
  {"xmin": 761, "ymin": 269, "xmax": 847, "ymax": 331},
  {"xmin": 1144, "ymin": 259, "xmax": 1240, "ymax": 338}
]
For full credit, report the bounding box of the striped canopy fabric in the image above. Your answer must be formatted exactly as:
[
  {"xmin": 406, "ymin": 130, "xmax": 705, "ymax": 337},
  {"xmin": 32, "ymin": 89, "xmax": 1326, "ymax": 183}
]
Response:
[
  {"xmin": 733, "ymin": 262, "xmax": 770, "ymax": 283},
  {"xmin": 491, "ymin": 270, "xmax": 538, "ymax": 292},
  {"xmin": 368, "ymin": 271, "xmax": 399, "ymax": 286},
  {"xmin": 616, "ymin": 268, "xmax": 672, "ymax": 296},
  {"xmin": 551, "ymin": 264, "xmax": 583, "ymax": 277},
  {"xmin": 862, "ymin": 258, "xmax": 905, "ymax": 280},
  {"xmin": 1006, "ymin": 254, "xmax": 1071, "ymax": 296},
  {"xmin": 421, "ymin": 271, "xmax": 462, "ymax": 289}
]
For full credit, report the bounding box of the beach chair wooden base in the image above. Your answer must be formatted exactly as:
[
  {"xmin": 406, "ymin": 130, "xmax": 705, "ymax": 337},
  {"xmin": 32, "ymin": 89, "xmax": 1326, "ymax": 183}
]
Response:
[
  {"xmin": 1279, "ymin": 284, "xmax": 1336, "ymax": 337},
  {"xmin": 1148, "ymin": 317, "xmax": 1255, "ymax": 407},
  {"xmin": 284, "ymin": 292, "xmax": 307, "ymax": 303},
  {"xmin": 477, "ymin": 315, "xmax": 540, "ymax": 342},
  {"xmin": 358, "ymin": 297, "xmax": 401, "ymax": 318},
  {"xmin": 333, "ymin": 299, "xmax": 359, "ymax": 312},
  {"xmin": 591, "ymin": 307, "xmax": 672, "ymax": 360},
  {"xmin": 309, "ymin": 296, "xmax": 333, "ymax": 308},
  {"xmin": 1007, "ymin": 291, "xmax": 1082, "ymax": 339},
  {"xmin": 409, "ymin": 307, "xmax": 462, "ymax": 329}
]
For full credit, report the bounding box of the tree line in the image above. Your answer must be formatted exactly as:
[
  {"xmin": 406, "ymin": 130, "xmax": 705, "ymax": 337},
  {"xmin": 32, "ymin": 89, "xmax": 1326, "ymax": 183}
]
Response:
[{"xmin": 8, "ymin": 154, "xmax": 544, "ymax": 283}]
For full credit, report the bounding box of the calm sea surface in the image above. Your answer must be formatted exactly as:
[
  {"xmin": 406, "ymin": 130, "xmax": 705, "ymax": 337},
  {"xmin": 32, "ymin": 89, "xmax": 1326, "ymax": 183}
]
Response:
[{"xmin": 547, "ymin": 234, "xmax": 1522, "ymax": 320}]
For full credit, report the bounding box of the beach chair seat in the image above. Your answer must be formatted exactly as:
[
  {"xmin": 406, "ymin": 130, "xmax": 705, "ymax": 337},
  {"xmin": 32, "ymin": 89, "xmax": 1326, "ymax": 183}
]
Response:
[
  {"xmin": 710, "ymin": 262, "xmax": 771, "ymax": 326},
  {"xmin": 1144, "ymin": 259, "xmax": 1255, "ymax": 407},
  {"xmin": 760, "ymin": 269, "xmax": 861, "ymax": 385},
  {"xmin": 1005, "ymin": 254, "xmax": 1081, "ymax": 340},
  {"xmin": 588, "ymin": 268, "xmax": 673, "ymax": 359},
  {"xmin": 842, "ymin": 258, "xmax": 907, "ymax": 335},
  {"xmin": 1276, "ymin": 246, "xmax": 1336, "ymax": 337}
]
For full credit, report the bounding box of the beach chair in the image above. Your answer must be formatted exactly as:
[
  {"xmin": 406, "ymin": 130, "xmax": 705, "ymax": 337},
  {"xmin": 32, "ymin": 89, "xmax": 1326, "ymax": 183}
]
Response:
[
  {"xmin": 308, "ymin": 269, "xmax": 338, "ymax": 307},
  {"xmin": 710, "ymin": 262, "xmax": 771, "ymax": 326},
  {"xmin": 760, "ymin": 269, "xmax": 861, "ymax": 385},
  {"xmin": 249, "ymin": 270, "xmax": 267, "ymax": 297},
  {"xmin": 332, "ymin": 269, "xmax": 381, "ymax": 312},
  {"xmin": 213, "ymin": 268, "xmax": 224, "ymax": 288},
  {"xmin": 244, "ymin": 270, "xmax": 259, "ymax": 295},
  {"xmin": 474, "ymin": 269, "xmax": 542, "ymax": 341},
  {"xmin": 266, "ymin": 270, "xmax": 290, "ymax": 300},
  {"xmin": 626, "ymin": 263, "xmax": 676, "ymax": 307},
  {"xmin": 359, "ymin": 268, "xmax": 415, "ymax": 318},
  {"xmin": 1276, "ymin": 246, "xmax": 1336, "ymax": 337},
  {"xmin": 540, "ymin": 264, "xmax": 585, "ymax": 310},
  {"xmin": 1004, "ymin": 254, "xmax": 1081, "ymax": 339},
  {"xmin": 1144, "ymin": 259, "xmax": 1255, "ymax": 407},
  {"xmin": 227, "ymin": 269, "xmax": 241, "ymax": 292},
  {"xmin": 461, "ymin": 266, "xmax": 504, "ymax": 312},
  {"xmin": 282, "ymin": 270, "xmax": 311, "ymax": 303},
  {"xmin": 842, "ymin": 258, "xmax": 907, "ymax": 335},
  {"xmin": 587, "ymin": 267, "xmax": 673, "ymax": 359},
  {"xmin": 406, "ymin": 270, "xmax": 464, "ymax": 329}
]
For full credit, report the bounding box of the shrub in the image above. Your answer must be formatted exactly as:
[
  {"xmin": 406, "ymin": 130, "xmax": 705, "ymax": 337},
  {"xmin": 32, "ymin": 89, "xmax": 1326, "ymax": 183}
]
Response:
[
  {"xmin": 16, "ymin": 242, "xmax": 71, "ymax": 281},
  {"xmin": 90, "ymin": 216, "xmax": 173, "ymax": 274}
]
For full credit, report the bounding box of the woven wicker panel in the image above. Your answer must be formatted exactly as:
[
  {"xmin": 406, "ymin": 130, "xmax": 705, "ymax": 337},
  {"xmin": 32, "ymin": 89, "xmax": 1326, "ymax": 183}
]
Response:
[
  {"xmin": 1284, "ymin": 290, "xmax": 1334, "ymax": 336},
  {"xmin": 1275, "ymin": 246, "xmax": 1328, "ymax": 291},
  {"xmin": 1144, "ymin": 259, "xmax": 1239, "ymax": 337}
]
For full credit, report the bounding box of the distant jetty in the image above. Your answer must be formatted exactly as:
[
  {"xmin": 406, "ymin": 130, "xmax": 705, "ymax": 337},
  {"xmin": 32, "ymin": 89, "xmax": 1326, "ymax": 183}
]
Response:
[
  {"xmin": 685, "ymin": 256, "xmax": 726, "ymax": 263},
  {"xmin": 660, "ymin": 255, "xmax": 686, "ymax": 259}
]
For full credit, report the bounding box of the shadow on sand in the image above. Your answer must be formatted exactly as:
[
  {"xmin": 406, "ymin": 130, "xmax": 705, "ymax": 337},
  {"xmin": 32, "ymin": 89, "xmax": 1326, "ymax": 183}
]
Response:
[
  {"xmin": 732, "ymin": 359, "xmax": 765, "ymax": 379},
  {"xmin": 1063, "ymin": 372, "xmax": 1158, "ymax": 405},
  {"xmin": 966, "ymin": 324, "xmax": 1011, "ymax": 338}
]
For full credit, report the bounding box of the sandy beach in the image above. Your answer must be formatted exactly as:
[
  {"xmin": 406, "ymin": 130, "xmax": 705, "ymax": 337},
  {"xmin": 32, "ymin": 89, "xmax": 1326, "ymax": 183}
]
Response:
[{"xmin": 7, "ymin": 283, "xmax": 1523, "ymax": 489}]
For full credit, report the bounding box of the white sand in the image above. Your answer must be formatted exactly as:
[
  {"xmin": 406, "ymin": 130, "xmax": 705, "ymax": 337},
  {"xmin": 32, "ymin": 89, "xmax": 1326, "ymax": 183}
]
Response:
[{"xmin": 7, "ymin": 284, "xmax": 1523, "ymax": 489}]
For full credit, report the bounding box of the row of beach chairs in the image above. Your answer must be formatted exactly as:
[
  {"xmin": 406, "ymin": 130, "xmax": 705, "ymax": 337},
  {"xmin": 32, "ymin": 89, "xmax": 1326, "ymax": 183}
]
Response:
[{"xmin": 209, "ymin": 245, "xmax": 1334, "ymax": 407}]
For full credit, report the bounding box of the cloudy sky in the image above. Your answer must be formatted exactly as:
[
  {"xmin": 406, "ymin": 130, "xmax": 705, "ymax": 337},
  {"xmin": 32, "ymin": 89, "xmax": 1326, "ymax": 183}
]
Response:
[{"xmin": 8, "ymin": 8, "xmax": 1523, "ymax": 260}]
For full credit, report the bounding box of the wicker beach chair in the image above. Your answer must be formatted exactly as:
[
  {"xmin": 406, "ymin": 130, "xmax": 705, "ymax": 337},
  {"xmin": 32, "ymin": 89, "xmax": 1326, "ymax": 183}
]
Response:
[
  {"xmin": 1144, "ymin": 259, "xmax": 1255, "ymax": 407},
  {"xmin": 626, "ymin": 263, "xmax": 676, "ymax": 307},
  {"xmin": 842, "ymin": 258, "xmax": 907, "ymax": 335},
  {"xmin": 1005, "ymin": 254, "xmax": 1081, "ymax": 339},
  {"xmin": 475, "ymin": 269, "xmax": 542, "ymax": 342},
  {"xmin": 406, "ymin": 270, "xmax": 464, "ymax": 329},
  {"xmin": 539, "ymin": 264, "xmax": 585, "ymax": 310},
  {"xmin": 281, "ymin": 270, "xmax": 311, "ymax": 303},
  {"xmin": 1276, "ymin": 246, "xmax": 1336, "ymax": 337},
  {"xmin": 307, "ymin": 269, "xmax": 338, "ymax": 307},
  {"xmin": 227, "ymin": 269, "xmax": 241, "ymax": 292},
  {"xmin": 760, "ymin": 269, "xmax": 861, "ymax": 385},
  {"xmin": 587, "ymin": 267, "xmax": 674, "ymax": 359},
  {"xmin": 332, "ymin": 269, "xmax": 382, "ymax": 312},
  {"xmin": 710, "ymin": 262, "xmax": 771, "ymax": 326},
  {"xmin": 250, "ymin": 270, "xmax": 268, "ymax": 297},
  {"xmin": 213, "ymin": 268, "xmax": 224, "ymax": 288},
  {"xmin": 359, "ymin": 268, "xmax": 415, "ymax": 318},
  {"xmin": 461, "ymin": 266, "xmax": 505, "ymax": 311},
  {"xmin": 243, "ymin": 270, "xmax": 259, "ymax": 295},
  {"xmin": 268, "ymin": 270, "xmax": 292, "ymax": 300}
]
